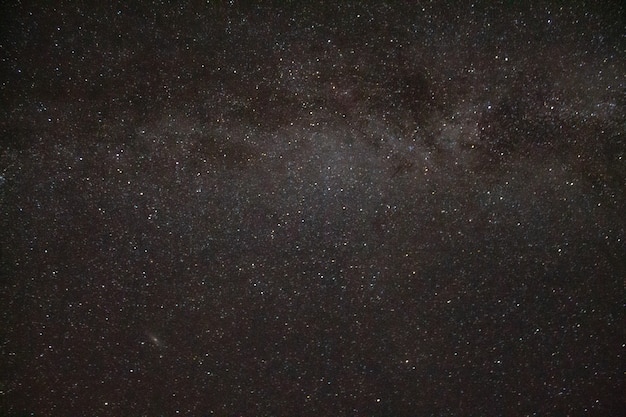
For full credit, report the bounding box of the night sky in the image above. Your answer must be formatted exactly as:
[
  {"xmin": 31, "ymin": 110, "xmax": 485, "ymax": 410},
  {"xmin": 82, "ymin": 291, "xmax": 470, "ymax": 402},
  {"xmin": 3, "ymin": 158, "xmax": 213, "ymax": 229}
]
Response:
[{"xmin": 1, "ymin": 1, "xmax": 624, "ymax": 416}]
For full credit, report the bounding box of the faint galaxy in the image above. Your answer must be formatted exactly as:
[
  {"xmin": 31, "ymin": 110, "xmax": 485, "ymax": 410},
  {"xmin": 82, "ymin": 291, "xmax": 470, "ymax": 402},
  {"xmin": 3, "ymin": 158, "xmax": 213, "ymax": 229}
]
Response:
[{"xmin": 1, "ymin": 1, "xmax": 624, "ymax": 416}]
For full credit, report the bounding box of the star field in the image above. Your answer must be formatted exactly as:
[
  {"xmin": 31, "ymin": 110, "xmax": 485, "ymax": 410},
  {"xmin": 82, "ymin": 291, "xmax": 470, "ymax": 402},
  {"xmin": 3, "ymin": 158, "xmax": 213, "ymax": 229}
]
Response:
[{"xmin": 1, "ymin": 1, "xmax": 624, "ymax": 416}]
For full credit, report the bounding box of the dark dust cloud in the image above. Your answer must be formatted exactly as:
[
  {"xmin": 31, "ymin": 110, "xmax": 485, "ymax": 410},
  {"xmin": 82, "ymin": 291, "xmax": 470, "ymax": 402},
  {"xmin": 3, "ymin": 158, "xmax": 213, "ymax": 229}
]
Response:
[{"xmin": 1, "ymin": 1, "xmax": 624, "ymax": 416}]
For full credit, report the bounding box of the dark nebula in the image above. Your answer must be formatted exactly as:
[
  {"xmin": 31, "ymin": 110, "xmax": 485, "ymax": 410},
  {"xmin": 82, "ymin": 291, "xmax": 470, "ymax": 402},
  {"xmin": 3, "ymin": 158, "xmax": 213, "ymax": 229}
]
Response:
[{"xmin": 1, "ymin": 1, "xmax": 624, "ymax": 416}]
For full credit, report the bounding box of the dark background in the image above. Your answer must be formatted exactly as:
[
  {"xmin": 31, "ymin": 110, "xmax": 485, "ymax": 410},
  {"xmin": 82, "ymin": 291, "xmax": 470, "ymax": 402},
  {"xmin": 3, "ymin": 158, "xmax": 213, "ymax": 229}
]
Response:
[{"xmin": 1, "ymin": 1, "xmax": 624, "ymax": 416}]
